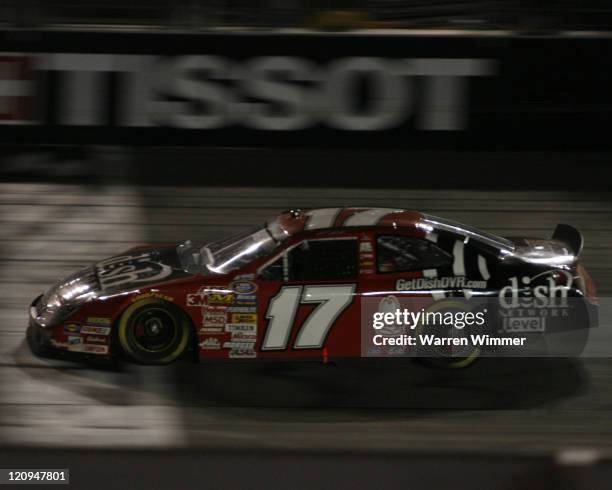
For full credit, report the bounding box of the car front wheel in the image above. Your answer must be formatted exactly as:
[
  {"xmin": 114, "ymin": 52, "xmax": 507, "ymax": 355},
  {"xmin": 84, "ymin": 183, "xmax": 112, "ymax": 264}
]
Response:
[{"xmin": 117, "ymin": 298, "xmax": 192, "ymax": 365}]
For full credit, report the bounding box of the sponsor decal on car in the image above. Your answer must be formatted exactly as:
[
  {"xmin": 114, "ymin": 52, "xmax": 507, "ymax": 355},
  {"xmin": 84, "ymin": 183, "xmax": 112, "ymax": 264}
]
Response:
[
  {"xmin": 83, "ymin": 344, "xmax": 109, "ymax": 354},
  {"xmin": 227, "ymin": 306, "xmax": 257, "ymax": 314},
  {"xmin": 502, "ymin": 317, "xmax": 546, "ymax": 332},
  {"xmin": 226, "ymin": 324, "xmax": 257, "ymax": 333},
  {"xmin": 208, "ymin": 293, "xmax": 235, "ymax": 305},
  {"xmin": 186, "ymin": 292, "xmax": 205, "ymax": 307},
  {"xmin": 231, "ymin": 313, "xmax": 257, "ymax": 324},
  {"xmin": 67, "ymin": 336, "xmax": 82, "ymax": 346},
  {"xmin": 223, "ymin": 341, "xmax": 256, "ymax": 349},
  {"xmin": 64, "ymin": 323, "xmax": 81, "ymax": 334},
  {"xmin": 81, "ymin": 325, "xmax": 111, "ymax": 336},
  {"xmin": 199, "ymin": 337, "xmax": 221, "ymax": 350},
  {"xmin": 498, "ymin": 272, "xmax": 572, "ymax": 330},
  {"xmin": 131, "ymin": 291, "xmax": 173, "ymax": 303},
  {"xmin": 67, "ymin": 336, "xmax": 83, "ymax": 352},
  {"xmin": 228, "ymin": 348, "xmax": 257, "ymax": 359},
  {"xmin": 202, "ymin": 310, "xmax": 227, "ymax": 329},
  {"xmin": 229, "ymin": 281, "xmax": 257, "ymax": 294},
  {"xmin": 498, "ymin": 273, "xmax": 571, "ymax": 309},
  {"xmin": 85, "ymin": 335, "xmax": 108, "ymax": 344},
  {"xmin": 86, "ymin": 317, "xmax": 111, "ymax": 326},
  {"xmin": 396, "ymin": 277, "xmax": 487, "ymax": 291},
  {"xmin": 231, "ymin": 331, "xmax": 257, "ymax": 341},
  {"xmin": 187, "ymin": 290, "xmax": 235, "ymax": 307},
  {"xmin": 234, "ymin": 294, "xmax": 257, "ymax": 306}
]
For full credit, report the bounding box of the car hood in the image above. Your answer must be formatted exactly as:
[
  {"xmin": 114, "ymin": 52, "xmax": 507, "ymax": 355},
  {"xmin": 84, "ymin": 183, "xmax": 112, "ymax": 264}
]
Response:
[{"xmin": 94, "ymin": 246, "xmax": 192, "ymax": 295}]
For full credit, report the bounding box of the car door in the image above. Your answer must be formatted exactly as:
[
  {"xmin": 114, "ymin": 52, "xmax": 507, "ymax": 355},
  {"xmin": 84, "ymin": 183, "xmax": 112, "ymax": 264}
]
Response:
[
  {"xmin": 255, "ymin": 235, "xmax": 361, "ymax": 360},
  {"xmin": 356, "ymin": 233, "xmax": 458, "ymax": 357}
]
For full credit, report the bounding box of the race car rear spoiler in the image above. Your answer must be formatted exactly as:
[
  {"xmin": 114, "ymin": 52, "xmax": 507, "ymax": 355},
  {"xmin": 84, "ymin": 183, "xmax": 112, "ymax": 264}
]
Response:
[{"xmin": 552, "ymin": 224, "xmax": 584, "ymax": 257}]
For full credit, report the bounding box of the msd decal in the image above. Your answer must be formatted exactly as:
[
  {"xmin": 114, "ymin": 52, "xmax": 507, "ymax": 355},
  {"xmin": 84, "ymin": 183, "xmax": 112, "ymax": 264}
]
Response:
[{"xmin": 201, "ymin": 311, "xmax": 227, "ymax": 331}]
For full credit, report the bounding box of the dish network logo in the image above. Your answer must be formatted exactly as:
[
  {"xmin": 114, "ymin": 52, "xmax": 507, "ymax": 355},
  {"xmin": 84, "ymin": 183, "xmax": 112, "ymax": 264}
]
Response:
[{"xmin": 0, "ymin": 56, "xmax": 32, "ymax": 123}]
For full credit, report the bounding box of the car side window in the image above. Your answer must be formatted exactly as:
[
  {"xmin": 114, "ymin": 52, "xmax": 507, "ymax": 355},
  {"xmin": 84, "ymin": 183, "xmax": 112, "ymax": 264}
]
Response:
[
  {"xmin": 258, "ymin": 256, "xmax": 284, "ymax": 281},
  {"xmin": 289, "ymin": 239, "xmax": 358, "ymax": 281},
  {"xmin": 377, "ymin": 235, "xmax": 452, "ymax": 273}
]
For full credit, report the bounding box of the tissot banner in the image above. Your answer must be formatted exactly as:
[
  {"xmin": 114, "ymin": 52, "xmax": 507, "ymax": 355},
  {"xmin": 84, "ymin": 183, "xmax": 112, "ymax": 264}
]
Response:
[{"xmin": 1, "ymin": 30, "xmax": 611, "ymax": 147}]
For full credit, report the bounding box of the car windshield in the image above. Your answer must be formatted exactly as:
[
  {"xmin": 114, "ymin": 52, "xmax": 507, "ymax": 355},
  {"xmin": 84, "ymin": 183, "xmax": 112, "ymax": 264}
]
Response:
[{"xmin": 178, "ymin": 225, "xmax": 279, "ymax": 275}]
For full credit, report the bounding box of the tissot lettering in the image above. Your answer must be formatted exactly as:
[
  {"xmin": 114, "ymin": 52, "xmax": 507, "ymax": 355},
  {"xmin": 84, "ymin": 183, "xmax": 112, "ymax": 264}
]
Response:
[{"xmin": 37, "ymin": 54, "xmax": 494, "ymax": 131}]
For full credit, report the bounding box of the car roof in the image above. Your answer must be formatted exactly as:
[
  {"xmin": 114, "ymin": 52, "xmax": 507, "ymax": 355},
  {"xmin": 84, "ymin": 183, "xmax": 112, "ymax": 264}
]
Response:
[{"xmin": 269, "ymin": 207, "xmax": 514, "ymax": 251}]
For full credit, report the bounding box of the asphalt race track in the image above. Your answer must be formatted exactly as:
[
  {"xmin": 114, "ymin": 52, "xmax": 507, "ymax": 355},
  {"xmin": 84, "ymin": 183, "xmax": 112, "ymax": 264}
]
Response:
[{"xmin": 1, "ymin": 166, "xmax": 612, "ymax": 482}]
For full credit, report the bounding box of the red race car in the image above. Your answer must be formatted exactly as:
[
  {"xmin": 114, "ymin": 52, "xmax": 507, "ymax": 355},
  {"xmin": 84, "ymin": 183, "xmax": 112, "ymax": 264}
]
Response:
[{"xmin": 27, "ymin": 208, "xmax": 597, "ymax": 366}]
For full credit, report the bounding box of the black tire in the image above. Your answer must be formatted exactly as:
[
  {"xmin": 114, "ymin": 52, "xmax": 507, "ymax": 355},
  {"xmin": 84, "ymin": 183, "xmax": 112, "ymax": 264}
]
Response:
[
  {"xmin": 117, "ymin": 298, "xmax": 192, "ymax": 365},
  {"xmin": 26, "ymin": 324, "xmax": 47, "ymax": 357}
]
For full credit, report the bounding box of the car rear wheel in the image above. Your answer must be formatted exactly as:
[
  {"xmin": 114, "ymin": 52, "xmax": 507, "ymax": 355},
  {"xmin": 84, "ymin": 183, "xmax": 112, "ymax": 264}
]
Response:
[
  {"xmin": 117, "ymin": 298, "xmax": 192, "ymax": 365},
  {"xmin": 416, "ymin": 299, "xmax": 481, "ymax": 369}
]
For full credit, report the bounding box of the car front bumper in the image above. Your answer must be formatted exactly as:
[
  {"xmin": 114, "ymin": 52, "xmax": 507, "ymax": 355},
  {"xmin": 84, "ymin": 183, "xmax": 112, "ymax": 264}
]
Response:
[{"xmin": 27, "ymin": 294, "xmax": 114, "ymax": 364}]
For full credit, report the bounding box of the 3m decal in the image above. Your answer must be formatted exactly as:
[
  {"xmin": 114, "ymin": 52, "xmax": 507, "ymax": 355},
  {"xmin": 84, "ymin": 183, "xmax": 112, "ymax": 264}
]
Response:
[{"xmin": 187, "ymin": 291, "xmax": 235, "ymax": 307}]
